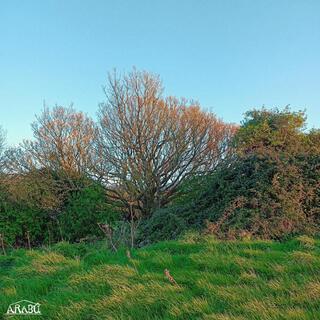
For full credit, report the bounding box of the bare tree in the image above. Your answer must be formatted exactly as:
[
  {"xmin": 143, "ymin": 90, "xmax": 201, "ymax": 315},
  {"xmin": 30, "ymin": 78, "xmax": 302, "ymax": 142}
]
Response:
[
  {"xmin": 4, "ymin": 106, "xmax": 97, "ymax": 214},
  {"xmin": 6, "ymin": 105, "xmax": 97, "ymax": 176},
  {"xmin": 28, "ymin": 106, "xmax": 96, "ymax": 176},
  {"xmin": 96, "ymin": 69, "xmax": 237, "ymax": 218}
]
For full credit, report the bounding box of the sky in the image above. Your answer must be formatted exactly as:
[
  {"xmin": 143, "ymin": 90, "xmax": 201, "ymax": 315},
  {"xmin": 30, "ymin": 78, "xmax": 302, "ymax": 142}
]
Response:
[{"xmin": 0, "ymin": 0, "xmax": 319, "ymax": 145}]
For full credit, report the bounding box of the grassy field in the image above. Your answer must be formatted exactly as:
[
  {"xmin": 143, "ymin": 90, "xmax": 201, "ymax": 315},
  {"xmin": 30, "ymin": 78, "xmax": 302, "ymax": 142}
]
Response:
[{"xmin": 0, "ymin": 235, "xmax": 320, "ymax": 319}]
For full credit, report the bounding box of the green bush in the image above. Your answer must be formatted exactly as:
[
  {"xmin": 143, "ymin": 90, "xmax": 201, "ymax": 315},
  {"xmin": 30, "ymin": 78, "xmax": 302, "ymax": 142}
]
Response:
[
  {"xmin": 139, "ymin": 108, "xmax": 320, "ymax": 243},
  {"xmin": 0, "ymin": 181, "xmax": 119, "ymax": 248},
  {"xmin": 58, "ymin": 183, "xmax": 119, "ymax": 242}
]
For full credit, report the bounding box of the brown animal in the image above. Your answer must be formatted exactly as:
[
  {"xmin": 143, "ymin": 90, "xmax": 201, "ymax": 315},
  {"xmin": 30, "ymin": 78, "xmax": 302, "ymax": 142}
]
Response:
[{"xmin": 164, "ymin": 269, "xmax": 179, "ymax": 286}]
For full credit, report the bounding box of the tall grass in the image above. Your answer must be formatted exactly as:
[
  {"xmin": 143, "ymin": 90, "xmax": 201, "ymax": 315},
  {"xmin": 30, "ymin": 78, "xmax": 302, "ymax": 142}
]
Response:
[{"xmin": 0, "ymin": 236, "xmax": 320, "ymax": 319}]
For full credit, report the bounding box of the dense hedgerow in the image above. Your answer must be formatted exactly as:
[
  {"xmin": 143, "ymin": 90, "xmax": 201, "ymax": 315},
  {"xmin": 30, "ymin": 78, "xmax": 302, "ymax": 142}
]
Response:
[
  {"xmin": 0, "ymin": 180, "xmax": 118, "ymax": 248},
  {"xmin": 139, "ymin": 109, "xmax": 320, "ymax": 243}
]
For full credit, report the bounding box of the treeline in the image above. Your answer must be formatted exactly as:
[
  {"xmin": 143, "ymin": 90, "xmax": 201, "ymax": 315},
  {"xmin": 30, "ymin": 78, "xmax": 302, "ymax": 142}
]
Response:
[{"xmin": 0, "ymin": 69, "xmax": 319, "ymax": 249}]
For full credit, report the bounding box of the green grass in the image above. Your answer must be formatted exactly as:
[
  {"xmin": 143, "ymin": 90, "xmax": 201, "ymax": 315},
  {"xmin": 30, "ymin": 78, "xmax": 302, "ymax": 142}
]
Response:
[{"xmin": 1, "ymin": 235, "xmax": 320, "ymax": 319}]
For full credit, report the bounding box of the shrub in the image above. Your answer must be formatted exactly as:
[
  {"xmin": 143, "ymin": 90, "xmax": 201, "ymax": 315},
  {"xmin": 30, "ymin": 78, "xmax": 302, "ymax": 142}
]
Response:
[
  {"xmin": 138, "ymin": 108, "xmax": 320, "ymax": 243},
  {"xmin": 58, "ymin": 183, "xmax": 119, "ymax": 242},
  {"xmin": 0, "ymin": 181, "xmax": 119, "ymax": 248}
]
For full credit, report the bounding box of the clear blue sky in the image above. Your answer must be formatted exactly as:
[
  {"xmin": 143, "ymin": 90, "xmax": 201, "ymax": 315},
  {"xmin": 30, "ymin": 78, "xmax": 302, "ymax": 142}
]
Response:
[{"xmin": 1, "ymin": 0, "xmax": 319, "ymax": 145}]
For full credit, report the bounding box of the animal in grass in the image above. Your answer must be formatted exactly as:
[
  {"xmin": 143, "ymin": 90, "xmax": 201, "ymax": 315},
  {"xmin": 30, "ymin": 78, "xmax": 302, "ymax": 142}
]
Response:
[{"xmin": 164, "ymin": 269, "xmax": 179, "ymax": 286}]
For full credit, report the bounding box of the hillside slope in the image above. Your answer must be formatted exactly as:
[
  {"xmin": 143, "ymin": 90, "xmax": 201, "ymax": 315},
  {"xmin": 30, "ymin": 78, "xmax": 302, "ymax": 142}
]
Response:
[{"xmin": 1, "ymin": 236, "xmax": 320, "ymax": 319}]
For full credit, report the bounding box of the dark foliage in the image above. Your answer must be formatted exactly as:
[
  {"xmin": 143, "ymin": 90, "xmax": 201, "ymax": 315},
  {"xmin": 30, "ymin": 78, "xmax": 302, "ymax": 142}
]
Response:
[
  {"xmin": 0, "ymin": 179, "xmax": 118, "ymax": 248},
  {"xmin": 139, "ymin": 108, "xmax": 320, "ymax": 242}
]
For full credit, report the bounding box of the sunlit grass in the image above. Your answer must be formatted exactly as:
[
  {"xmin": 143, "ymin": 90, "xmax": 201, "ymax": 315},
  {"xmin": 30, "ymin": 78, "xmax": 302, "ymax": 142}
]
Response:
[{"xmin": 0, "ymin": 236, "xmax": 319, "ymax": 319}]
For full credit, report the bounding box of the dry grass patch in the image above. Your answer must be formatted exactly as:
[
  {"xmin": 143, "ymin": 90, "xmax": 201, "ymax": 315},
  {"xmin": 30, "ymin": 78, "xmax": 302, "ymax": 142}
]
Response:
[
  {"xmin": 242, "ymin": 249, "xmax": 264, "ymax": 257},
  {"xmin": 272, "ymin": 263, "xmax": 286, "ymax": 273},
  {"xmin": 2, "ymin": 287, "xmax": 16, "ymax": 296},
  {"xmin": 214, "ymin": 285, "xmax": 246, "ymax": 303},
  {"xmin": 69, "ymin": 264, "xmax": 136, "ymax": 287},
  {"xmin": 244, "ymin": 299, "xmax": 282, "ymax": 319},
  {"xmin": 169, "ymin": 297, "xmax": 210, "ymax": 317},
  {"xmin": 291, "ymin": 251, "xmax": 315, "ymax": 264},
  {"xmin": 56, "ymin": 301, "xmax": 87, "ymax": 320},
  {"xmin": 239, "ymin": 270, "xmax": 258, "ymax": 282},
  {"xmin": 31, "ymin": 252, "xmax": 79, "ymax": 274},
  {"xmin": 296, "ymin": 235, "xmax": 315, "ymax": 250},
  {"xmin": 204, "ymin": 314, "xmax": 246, "ymax": 320},
  {"xmin": 234, "ymin": 256, "xmax": 250, "ymax": 268}
]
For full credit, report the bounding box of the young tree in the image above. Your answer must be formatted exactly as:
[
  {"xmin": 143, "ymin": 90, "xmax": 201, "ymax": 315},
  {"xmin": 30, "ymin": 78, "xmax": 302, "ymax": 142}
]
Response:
[{"xmin": 96, "ymin": 69, "xmax": 237, "ymax": 218}]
